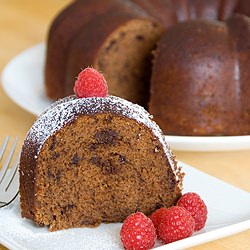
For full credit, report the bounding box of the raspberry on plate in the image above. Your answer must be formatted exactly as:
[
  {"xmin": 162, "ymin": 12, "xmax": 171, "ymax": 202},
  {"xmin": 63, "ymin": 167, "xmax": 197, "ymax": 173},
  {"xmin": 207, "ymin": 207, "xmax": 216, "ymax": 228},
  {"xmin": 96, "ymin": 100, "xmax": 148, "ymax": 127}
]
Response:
[
  {"xmin": 157, "ymin": 206, "xmax": 195, "ymax": 244},
  {"xmin": 120, "ymin": 212, "xmax": 156, "ymax": 250},
  {"xmin": 177, "ymin": 192, "xmax": 208, "ymax": 231},
  {"xmin": 149, "ymin": 207, "xmax": 168, "ymax": 234},
  {"xmin": 73, "ymin": 67, "xmax": 108, "ymax": 98}
]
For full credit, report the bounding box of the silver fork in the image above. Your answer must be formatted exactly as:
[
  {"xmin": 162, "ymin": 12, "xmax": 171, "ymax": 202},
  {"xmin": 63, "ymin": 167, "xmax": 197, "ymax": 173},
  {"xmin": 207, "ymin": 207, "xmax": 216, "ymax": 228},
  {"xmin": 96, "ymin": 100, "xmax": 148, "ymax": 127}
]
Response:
[{"xmin": 0, "ymin": 136, "xmax": 20, "ymax": 208}]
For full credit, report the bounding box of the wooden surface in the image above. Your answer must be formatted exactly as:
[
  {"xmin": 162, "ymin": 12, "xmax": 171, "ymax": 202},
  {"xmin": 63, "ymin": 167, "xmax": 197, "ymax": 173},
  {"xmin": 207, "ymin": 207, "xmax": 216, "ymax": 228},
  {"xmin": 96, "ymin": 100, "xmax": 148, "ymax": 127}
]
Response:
[{"xmin": 0, "ymin": 1, "xmax": 249, "ymax": 249}]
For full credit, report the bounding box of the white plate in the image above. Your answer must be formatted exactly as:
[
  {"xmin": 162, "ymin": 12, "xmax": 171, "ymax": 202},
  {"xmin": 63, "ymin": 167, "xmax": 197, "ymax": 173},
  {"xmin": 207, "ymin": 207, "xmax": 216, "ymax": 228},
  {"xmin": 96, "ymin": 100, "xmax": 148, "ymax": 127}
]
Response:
[
  {"xmin": 1, "ymin": 44, "xmax": 52, "ymax": 116},
  {"xmin": 0, "ymin": 161, "xmax": 249, "ymax": 250},
  {"xmin": 165, "ymin": 135, "xmax": 250, "ymax": 152},
  {"xmin": 1, "ymin": 44, "xmax": 250, "ymax": 152}
]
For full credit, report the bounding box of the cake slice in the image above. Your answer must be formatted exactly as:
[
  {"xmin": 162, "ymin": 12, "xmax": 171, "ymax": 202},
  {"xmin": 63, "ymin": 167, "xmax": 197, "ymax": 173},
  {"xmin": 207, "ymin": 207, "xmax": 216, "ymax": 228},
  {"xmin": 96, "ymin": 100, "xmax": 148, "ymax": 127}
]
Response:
[{"xmin": 19, "ymin": 68, "xmax": 183, "ymax": 231}]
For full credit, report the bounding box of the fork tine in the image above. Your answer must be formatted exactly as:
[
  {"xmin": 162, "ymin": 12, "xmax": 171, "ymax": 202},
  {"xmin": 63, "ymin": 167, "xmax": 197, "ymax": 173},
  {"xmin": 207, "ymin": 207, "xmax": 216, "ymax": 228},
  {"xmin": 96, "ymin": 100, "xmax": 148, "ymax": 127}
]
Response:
[
  {"xmin": 2, "ymin": 150, "xmax": 20, "ymax": 192},
  {"xmin": 0, "ymin": 137, "xmax": 18, "ymax": 184},
  {"xmin": 0, "ymin": 136, "xmax": 9, "ymax": 162},
  {"xmin": 0, "ymin": 139, "xmax": 20, "ymax": 208},
  {"xmin": 0, "ymin": 169, "xmax": 19, "ymax": 208},
  {"xmin": 0, "ymin": 159, "xmax": 19, "ymax": 198}
]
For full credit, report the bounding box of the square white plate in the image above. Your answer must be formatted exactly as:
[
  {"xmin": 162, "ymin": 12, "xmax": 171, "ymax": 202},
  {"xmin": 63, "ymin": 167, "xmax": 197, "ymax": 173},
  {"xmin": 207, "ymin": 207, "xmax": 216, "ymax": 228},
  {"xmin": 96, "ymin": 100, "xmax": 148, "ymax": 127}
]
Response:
[{"xmin": 0, "ymin": 161, "xmax": 249, "ymax": 250}]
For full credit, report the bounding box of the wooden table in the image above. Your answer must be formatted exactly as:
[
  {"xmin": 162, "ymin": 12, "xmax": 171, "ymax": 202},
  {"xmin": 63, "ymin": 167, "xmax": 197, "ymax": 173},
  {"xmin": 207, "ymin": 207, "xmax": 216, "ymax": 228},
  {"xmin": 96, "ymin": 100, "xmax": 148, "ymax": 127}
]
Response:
[{"xmin": 0, "ymin": 1, "xmax": 249, "ymax": 249}]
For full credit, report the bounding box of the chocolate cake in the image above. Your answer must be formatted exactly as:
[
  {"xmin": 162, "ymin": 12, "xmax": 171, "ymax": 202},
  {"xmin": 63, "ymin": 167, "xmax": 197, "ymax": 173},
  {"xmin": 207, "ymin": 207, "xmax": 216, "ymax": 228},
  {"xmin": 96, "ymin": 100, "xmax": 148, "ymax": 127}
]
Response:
[
  {"xmin": 19, "ymin": 95, "xmax": 183, "ymax": 231},
  {"xmin": 44, "ymin": 0, "xmax": 250, "ymax": 136}
]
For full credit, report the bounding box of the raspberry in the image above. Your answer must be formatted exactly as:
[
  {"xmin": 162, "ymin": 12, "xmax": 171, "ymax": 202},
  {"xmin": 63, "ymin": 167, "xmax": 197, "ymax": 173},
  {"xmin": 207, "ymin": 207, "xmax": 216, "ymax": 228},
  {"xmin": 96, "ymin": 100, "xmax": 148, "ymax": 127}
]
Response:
[
  {"xmin": 157, "ymin": 206, "xmax": 195, "ymax": 244},
  {"xmin": 177, "ymin": 192, "xmax": 208, "ymax": 231},
  {"xmin": 120, "ymin": 212, "xmax": 157, "ymax": 250},
  {"xmin": 149, "ymin": 207, "xmax": 168, "ymax": 234},
  {"xmin": 73, "ymin": 67, "xmax": 108, "ymax": 98}
]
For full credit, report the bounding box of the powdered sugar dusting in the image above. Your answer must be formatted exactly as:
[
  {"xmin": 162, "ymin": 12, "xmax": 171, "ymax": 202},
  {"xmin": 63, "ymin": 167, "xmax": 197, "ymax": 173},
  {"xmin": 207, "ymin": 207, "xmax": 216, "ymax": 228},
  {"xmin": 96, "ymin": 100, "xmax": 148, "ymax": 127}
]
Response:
[
  {"xmin": 0, "ymin": 197, "xmax": 123, "ymax": 249},
  {"xmin": 24, "ymin": 95, "xmax": 181, "ymax": 183},
  {"xmin": 0, "ymin": 197, "xmax": 169, "ymax": 249}
]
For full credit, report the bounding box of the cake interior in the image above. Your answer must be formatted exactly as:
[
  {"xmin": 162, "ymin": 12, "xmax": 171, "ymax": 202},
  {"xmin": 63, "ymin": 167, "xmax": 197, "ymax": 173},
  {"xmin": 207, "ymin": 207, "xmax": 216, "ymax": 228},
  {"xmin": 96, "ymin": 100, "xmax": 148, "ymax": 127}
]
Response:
[
  {"xmin": 95, "ymin": 19, "xmax": 162, "ymax": 108},
  {"xmin": 33, "ymin": 113, "xmax": 180, "ymax": 231}
]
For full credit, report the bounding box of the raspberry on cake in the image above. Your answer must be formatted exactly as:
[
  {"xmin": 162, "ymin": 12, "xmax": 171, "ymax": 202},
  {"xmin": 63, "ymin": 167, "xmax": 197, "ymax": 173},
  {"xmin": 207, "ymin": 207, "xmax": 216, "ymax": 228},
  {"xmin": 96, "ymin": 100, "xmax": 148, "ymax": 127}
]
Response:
[
  {"xmin": 73, "ymin": 67, "xmax": 108, "ymax": 98},
  {"xmin": 19, "ymin": 68, "xmax": 183, "ymax": 231}
]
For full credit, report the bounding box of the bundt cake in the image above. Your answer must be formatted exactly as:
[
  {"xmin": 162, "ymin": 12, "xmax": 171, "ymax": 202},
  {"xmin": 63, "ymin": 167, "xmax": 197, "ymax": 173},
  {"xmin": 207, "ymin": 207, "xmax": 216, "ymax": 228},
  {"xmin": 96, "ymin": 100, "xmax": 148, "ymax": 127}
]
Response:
[
  {"xmin": 19, "ymin": 68, "xmax": 183, "ymax": 231},
  {"xmin": 44, "ymin": 0, "xmax": 250, "ymax": 136}
]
